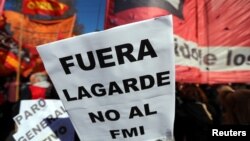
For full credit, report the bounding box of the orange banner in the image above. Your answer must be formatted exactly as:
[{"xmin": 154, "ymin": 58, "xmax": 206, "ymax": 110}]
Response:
[
  {"xmin": 4, "ymin": 10, "xmax": 75, "ymax": 53},
  {"xmin": 22, "ymin": 0, "xmax": 68, "ymax": 16}
]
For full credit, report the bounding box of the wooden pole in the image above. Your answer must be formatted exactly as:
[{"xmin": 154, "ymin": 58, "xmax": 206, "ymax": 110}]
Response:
[
  {"xmin": 69, "ymin": 14, "xmax": 76, "ymax": 37},
  {"xmin": 15, "ymin": 15, "xmax": 24, "ymax": 102}
]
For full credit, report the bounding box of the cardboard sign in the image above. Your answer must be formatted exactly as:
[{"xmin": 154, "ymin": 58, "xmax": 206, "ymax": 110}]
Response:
[
  {"xmin": 37, "ymin": 15, "xmax": 175, "ymax": 141},
  {"xmin": 13, "ymin": 99, "xmax": 75, "ymax": 141}
]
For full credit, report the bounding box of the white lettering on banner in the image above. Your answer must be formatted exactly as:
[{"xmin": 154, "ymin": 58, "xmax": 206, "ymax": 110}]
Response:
[
  {"xmin": 62, "ymin": 71, "xmax": 170, "ymax": 101},
  {"xmin": 59, "ymin": 39, "xmax": 157, "ymax": 74},
  {"xmin": 175, "ymin": 35, "xmax": 250, "ymax": 71}
]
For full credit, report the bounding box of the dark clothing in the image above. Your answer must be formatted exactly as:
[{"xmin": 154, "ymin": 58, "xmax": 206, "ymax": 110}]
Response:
[
  {"xmin": 174, "ymin": 99, "xmax": 215, "ymax": 141},
  {"xmin": 0, "ymin": 102, "xmax": 15, "ymax": 141}
]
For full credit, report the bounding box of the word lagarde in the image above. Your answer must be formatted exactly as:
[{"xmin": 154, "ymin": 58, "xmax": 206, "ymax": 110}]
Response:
[{"xmin": 62, "ymin": 70, "xmax": 171, "ymax": 101}]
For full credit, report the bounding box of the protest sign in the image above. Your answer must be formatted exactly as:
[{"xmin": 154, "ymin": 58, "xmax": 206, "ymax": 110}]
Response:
[
  {"xmin": 13, "ymin": 99, "xmax": 75, "ymax": 141},
  {"xmin": 37, "ymin": 15, "xmax": 175, "ymax": 141}
]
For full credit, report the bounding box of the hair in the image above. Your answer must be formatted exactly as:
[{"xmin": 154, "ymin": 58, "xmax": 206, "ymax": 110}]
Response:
[
  {"xmin": 217, "ymin": 85, "xmax": 235, "ymax": 109},
  {"xmin": 222, "ymin": 89, "xmax": 250, "ymax": 125},
  {"xmin": 30, "ymin": 72, "xmax": 48, "ymax": 84},
  {"xmin": 179, "ymin": 84, "xmax": 208, "ymax": 103}
]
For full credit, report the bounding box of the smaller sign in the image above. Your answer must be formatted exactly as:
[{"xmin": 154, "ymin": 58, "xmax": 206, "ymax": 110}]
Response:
[{"xmin": 13, "ymin": 99, "xmax": 75, "ymax": 141}]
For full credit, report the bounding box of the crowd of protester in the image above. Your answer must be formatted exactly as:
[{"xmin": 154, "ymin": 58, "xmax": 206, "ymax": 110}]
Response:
[
  {"xmin": 0, "ymin": 72, "xmax": 250, "ymax": 141},
  {"xmin": 174, "ymin": 83, "xmax": 250, "ymax": 141}
]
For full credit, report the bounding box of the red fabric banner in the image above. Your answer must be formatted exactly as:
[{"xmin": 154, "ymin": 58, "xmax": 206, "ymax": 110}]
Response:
[
  {"xmin": 104, "ymin": 0, "xmax": 250, "ymax": 84},
  {"xmin": 4, "ymin": 10, "xmax": 76, "ymax": 76},
  {"xmin": 4, "ymin": 10, "xmax": 76, "ymax": 52}
]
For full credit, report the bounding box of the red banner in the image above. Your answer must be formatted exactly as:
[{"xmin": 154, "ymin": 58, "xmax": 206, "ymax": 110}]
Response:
[
  {"xmin": 4, "ymin": 10, "xmax": 76, "ymax": 76},
  {"xmin": 105, "ymin": 0, "xmax": 250, "ymax": 84},
  {"xmin": 0, "ymin": 30, "xmax": 30, "ymax": 76},
  {"xmin": 22, "ymin": 0, "xmax": 69, "ymax": 16},
  {"xmin": 4, "ymin": 10, "xmax": 76, "ymax": 52}
]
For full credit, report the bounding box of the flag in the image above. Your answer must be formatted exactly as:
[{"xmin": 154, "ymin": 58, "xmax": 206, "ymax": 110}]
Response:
[
  {"xmin": 105, "ymin": 0, "xmax": 250, "ymax": 84},
  {"xmin": 0, "ymin": 46, "xmax": 29, "ymax": 76},
  {"xmin": 4, "ymin": 10, "xmax": 76, "ymax": 54},
  {"xmin": 0, "ymin": 30, "xmax": 30, "ymax": 76},
  {"xmin": 4, "ymin": 10, "xmax": 75, "ymax": 76},
  {"xmin": 0, "ymin": 49, "xmax": 14, "ymax": 76},
  {"xmin": 22, "ymin": 0, "xmax": 69, "ymax": 16},
  {"xmin": 0, "ymin": 31, "xmax": 15, "ymax": 76}
]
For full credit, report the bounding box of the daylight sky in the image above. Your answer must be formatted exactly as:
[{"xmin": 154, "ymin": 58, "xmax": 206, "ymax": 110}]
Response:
[{"xmin": 75, "ymin": 0, "xmax": 106, "ymax": 34}]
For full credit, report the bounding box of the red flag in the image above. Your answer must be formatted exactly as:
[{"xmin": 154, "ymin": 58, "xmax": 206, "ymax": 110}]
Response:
[
  {"xmin": 105, "ymin": 0, "xmax": 250, "ymax": 84},
  {"xmin": 0, "ymin": 30, "xmax": 30, "ymax": 76},
  {"xmin": 22, "ymin": 0, "xmax": 69, "ymax": 16},
  {"xmin": 0, "ymin": 49, "xmax": 14, "ymax": 76}
]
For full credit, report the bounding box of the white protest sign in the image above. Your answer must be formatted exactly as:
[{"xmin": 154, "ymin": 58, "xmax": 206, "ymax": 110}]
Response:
[
  {"xmin": 69, "ymin": 95, "xmax": 174, "ymax": 141},
  {"xmin": 37, "ymin": 15, "xmax": 175, "ymax": 141},
  {"xmin": 13, "ymin": 99, "xmax": 75, "ymax": 141}
]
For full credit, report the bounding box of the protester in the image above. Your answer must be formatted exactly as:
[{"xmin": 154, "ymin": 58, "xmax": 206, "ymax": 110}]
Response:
[
  {"xmin": 19, "ymin": 72, "xmax": 51, "ymax": 99},
  {"xmin": 200, "ymin": 84, "xmax": 223, "ymax": 125},
  {"xmin": 4, "ymin": 74, "xmax": 19, "ymax": 103},
  {"xmin": 174, "ymin": 84, "xmax": 216, "ymax": 141},
  {"xmin": 216, "ymin": 84, "xmax": 235, "ymax": 124},
  {"xmin": 1, "ymin": 74, "xmax": 18, "ymax": 141},
  {"xmin": 0, "ymin": 87, "xmax": 5, "ymax": 105},
  {"xmin": 9, "ymin": 72, "xmax": 52, "ymax": 119},
  {"xmin": 220, "ymin": 89, "xmax": 250, "ymax": 125}
]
